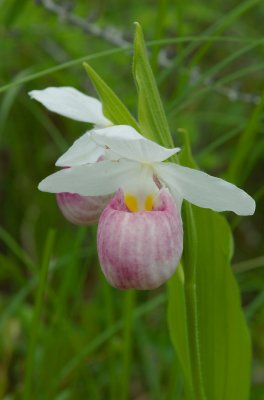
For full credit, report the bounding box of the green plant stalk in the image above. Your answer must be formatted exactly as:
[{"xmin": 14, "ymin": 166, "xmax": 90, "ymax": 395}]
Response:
[
  {"xmin": 166, "ymin": 355, "xmax": 184, "ymax": 400},
  {"xmin": 23, "ymin": 229, "xmax": 56, "ymax": 400},
  {"xmin": 121, "ymin": 289, "xmax": 136, "ymax": 400},
  {"xmin": 182, "ymin": 203, "xmax": 206, "ymax": 400}
]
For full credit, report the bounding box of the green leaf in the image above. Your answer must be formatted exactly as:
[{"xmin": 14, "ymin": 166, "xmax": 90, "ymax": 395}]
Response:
[
  {"xmin": 83, "ymin": 63, "xmax": 139, "ymax": 131},
  {"xmin": 167, "ymin": 133, "xmax": 251, "ymax": 399},
  {"xmin": 167, "ymin": 266, "xmax": 193, "ymax": 399},
  {"xmin": 133, "ymin": 22, "xmax": 173, "ymax": 146},
  {"xmin": 169, "ymin": 209, "xmax": 251, "ymax": 400}
]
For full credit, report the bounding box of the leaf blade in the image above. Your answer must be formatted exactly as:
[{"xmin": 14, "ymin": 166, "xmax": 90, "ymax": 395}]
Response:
[
  {"xmin": 84, "ymin": 63, "xmax": 140, "ymax": 131},
  {"xmin": 133, "ymin": 22, "xmax": 173, "ymax": 146}
]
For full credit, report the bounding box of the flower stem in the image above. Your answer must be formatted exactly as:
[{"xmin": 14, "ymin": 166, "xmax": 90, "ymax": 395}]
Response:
[{"xmin": 182, "ymin": 203, "xmax": 207, "ymax": 400}]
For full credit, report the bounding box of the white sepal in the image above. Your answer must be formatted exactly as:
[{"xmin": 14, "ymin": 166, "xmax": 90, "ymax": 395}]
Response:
[
  {"xmin": 91, "ymin": 125, "xmax": 180, "ymax": 162},
  {"xmin": 29, "ymin": 87, "xmax": 110, "ymax": 127}
]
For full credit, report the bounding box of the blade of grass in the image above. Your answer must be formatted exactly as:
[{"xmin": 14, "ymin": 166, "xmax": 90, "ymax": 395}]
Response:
[
  {"xmin": 158, "ymin": 0, "xmax": 262, "ymax": 84},
  {"xmin": 197, "ymin": 123, "xmax": 245, "ymax": 161},
  {"xmin": 151, "ymin": 0, "xmax": 169, "ymax": 74},
  {"xmin": 246, "ymin": 291, "xmax": 264, "ymax": 321},
  {"xmin": 120, "ymin": 290, "xmax": 136, "ymax": 400},
  {"xmin": 189, "ymin": 0, "xmax": 263, "ymax": 68},
  {"xmin": 226, "ymin": 90, "xmax": 264, "ymax": 185},
  {"xmin": 22, "ymin": 98, "xmax": 69, "ymax": 152},
  {"xmin": 233, "ymin": 256, "xmax": 264, "ymax": 274},
  {"xmin": 101, "ymin": 278, "xmax": 117, "ymax": 400},
  {"xmin": 0, "ymin": 247, "xmax": 89, "ymax": 331},
  {"xmin": 23, "ymin": 229, "xmax": 56, "ymax": 400},
  {"xmin": 0, "ymin": 47, "xmax": 131, "ymax": 94},
  {"xmin": 0, "ymin": 36, "xmax": 255, "ymax": 94},
  {"xmin": 168, "ymin": 38, "xmax": 264, "ymax": 115},
  {"xmin": 0, "ymin": 68, "xmax": 33, "ymax": 142},
  {"xmin": 58, "ymin": 293, "xmax": 165, "ymax": 383},
  {"xmin": 0, "ymin": 226, "xmax": 35, "ymax": 272}
]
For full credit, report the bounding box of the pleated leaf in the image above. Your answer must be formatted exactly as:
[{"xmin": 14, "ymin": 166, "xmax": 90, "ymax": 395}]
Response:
[
  {"xmin": 132, "ymin": 22, "xmax": 173, "ymax": 146},
  {"xmin": 83, "ymin": 63, "xmax": 139, "ymax": 130},
  {"xmin": 168, "ymin": 134, "xmax": 251, "ymax": 400}
]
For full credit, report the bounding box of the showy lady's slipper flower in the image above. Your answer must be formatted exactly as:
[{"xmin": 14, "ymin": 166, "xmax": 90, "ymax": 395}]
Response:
[
  {"xmin": 38, "ymin": 125, "xmax": 255, "ymax": 289},
  {"xmin": 29, "ymin": 87, "xmax": 113, "ymax": 224}
]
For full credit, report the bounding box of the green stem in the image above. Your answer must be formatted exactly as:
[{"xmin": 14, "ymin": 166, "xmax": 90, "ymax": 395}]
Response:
[{"xmin": 183, "ymin": 204, "xmax": 206, "ymax": 400}]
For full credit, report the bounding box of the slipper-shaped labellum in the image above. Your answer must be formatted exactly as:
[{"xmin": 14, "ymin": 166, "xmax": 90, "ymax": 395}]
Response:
[{"xmin": 97, "ymin": 189, "xmax": 183, "ymax": 290}]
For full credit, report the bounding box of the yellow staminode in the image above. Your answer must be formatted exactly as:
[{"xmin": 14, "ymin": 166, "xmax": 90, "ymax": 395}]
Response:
[
  {"xmin": 144, "ymin": 194, "xmax": 154, "ymax": 211},
  {"xmin": 125, "ymin": 194, "xmax": 138, "ymax": 212},
  {"xmin": 124, "ymin": 193, "xmax": 154, "ymax": 212}
]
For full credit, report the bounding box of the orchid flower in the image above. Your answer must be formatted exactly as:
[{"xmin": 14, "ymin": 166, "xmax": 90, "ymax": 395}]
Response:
[
  {"xmin": 38, "ymin": 125, "xmax": 255, "ymax": 216},
  {"xmin": 38, "ymin": 125, "xmax": 255, "ymax": 289},
  {"xmin": 29, "ymin": 86, "xmax": 114, "ymax": 224}
]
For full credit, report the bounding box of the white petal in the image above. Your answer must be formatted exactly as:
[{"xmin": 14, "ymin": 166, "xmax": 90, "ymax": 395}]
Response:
[
  {"xmin": 156, "ymin": 163, "xmax": 255, "ymax": 216},
  {"xmin": 56, "ymin": 130, "xmax": 104, "ymax": 167},
  {"xmin": 29, "ymin": 87, "xmax": 110, "ymax": 126},
  {"xmin": 38, "ymin": 159, "xmax": 141, "ymax": 196},
  {"xmin": 91, "ymin": 125, "xmax": 180, "ymax": 162}
]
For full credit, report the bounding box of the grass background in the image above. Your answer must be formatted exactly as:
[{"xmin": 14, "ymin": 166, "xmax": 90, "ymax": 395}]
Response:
[{"xmin": 0, "ymin": 0, "xmax": 263, "ymax": 398}]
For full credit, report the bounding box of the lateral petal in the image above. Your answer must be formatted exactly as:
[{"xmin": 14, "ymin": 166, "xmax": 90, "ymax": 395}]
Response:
[
  {"xmin": 156, "ymin": 163, "xmax": 256, "ymax": 216},
  {"xmin": 38, "ymin": 159, "xmax": 141, "ymax": 196},
  {"xmin": 56, "ymin": 131, "xmax": 104, "ymax": 167}
]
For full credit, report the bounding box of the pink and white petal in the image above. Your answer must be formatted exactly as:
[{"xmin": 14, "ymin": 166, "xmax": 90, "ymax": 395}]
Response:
[
  {"xmin": 38, "ymin": 159, "xmax": 141, "ymax": 196},
  {"xmin": 29, "ymin": 87, "xmax": 110, "ymax": 126},
  {"xmin": 56, "ymin": 131, "xmax": 104, "ymax": 167},
  {"xmin": 156, "ymin": 162, "xmax": 256, "ymax": 216},
  {"xmin": 91, "ymin": 125, "xmax": 180, "ymax": 162},
  {"xmin": 97, "ymin": 189, "xmax": 183, "ymax": 290},
  {"xmin": 56, "ymin": 192, "xmax": 112, "ymax": 225}
]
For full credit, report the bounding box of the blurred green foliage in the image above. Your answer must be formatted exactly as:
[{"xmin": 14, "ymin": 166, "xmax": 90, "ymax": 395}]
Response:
[{"xmin": 0, "ymin": 0, "xmax": 263, "ymax": 399}]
